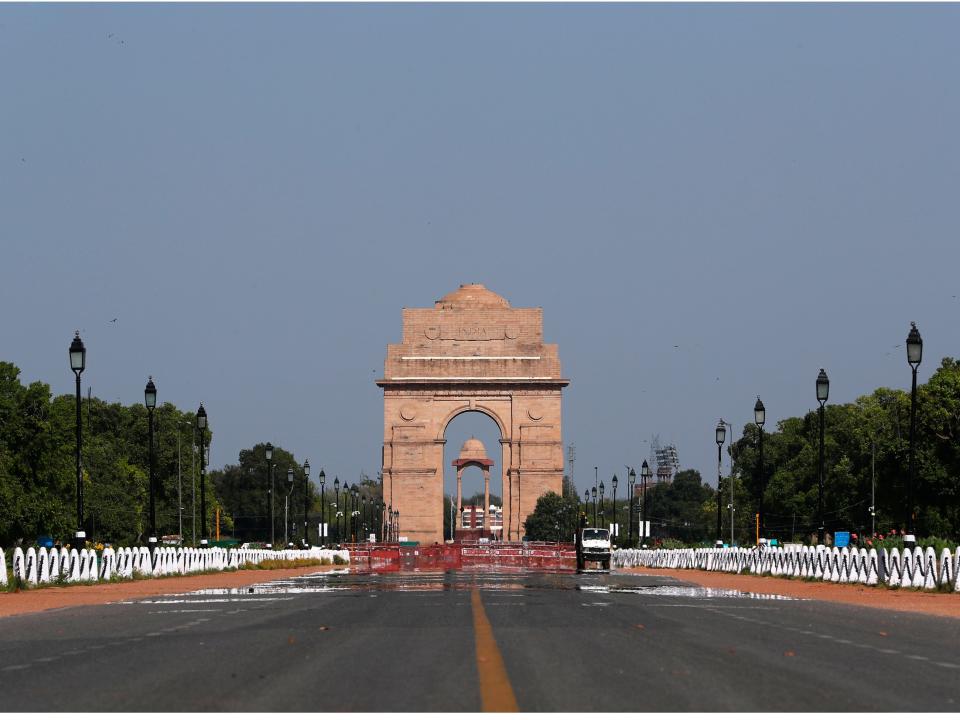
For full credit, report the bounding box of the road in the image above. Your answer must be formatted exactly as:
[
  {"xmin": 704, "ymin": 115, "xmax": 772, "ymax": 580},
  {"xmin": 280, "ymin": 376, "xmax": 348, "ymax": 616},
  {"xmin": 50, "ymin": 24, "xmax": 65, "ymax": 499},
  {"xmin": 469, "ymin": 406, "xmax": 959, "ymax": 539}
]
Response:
[{"xmin": 1, "ymin": 567, "xmax": 959, "ymax": 711}]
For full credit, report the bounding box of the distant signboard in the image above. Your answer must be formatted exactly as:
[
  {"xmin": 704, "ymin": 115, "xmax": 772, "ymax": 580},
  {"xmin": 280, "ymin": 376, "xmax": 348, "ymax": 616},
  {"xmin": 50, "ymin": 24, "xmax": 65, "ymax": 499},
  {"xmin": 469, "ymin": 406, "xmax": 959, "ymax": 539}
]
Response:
[{"xmin": 834, "ymin": 531, "xmax": 850, "ymax": 548}]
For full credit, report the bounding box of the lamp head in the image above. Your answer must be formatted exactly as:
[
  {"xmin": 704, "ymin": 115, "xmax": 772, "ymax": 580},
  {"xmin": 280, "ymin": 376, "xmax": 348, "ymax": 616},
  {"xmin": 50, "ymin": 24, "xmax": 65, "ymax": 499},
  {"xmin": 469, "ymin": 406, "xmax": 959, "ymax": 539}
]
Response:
[
  {"xmin": 144, "ymin": 376, "xmax": 157, "ymax": 410},
  {"xmin": 816, "ymin": 368, "xmax": 829, "ymax": 404},
  {"xmin": 906, "ymin": 321, "xmax": 923, "ymax": 366},
  {"xmin": 754, "ymin": 397, "xmax": 766, "ymax": 427},
  {"xmin": 69, "ymin": 331, "xmax": 86, "ymax": 373}
]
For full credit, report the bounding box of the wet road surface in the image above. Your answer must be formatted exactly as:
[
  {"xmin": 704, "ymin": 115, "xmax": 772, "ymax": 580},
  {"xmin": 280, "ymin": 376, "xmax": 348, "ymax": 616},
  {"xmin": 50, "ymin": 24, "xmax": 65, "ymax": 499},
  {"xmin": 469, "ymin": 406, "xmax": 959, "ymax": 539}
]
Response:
[{"xmin": 1, "ymin": 567, "xmax": 959, "ymax": 711}]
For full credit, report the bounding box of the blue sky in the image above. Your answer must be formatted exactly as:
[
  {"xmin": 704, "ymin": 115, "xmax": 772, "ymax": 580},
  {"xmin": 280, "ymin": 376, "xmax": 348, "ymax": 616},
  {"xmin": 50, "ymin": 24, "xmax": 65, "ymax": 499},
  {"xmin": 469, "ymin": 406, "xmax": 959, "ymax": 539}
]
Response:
[{"xmin": 1, "ymin": 4, "xmax": 957, "ymax": 501}]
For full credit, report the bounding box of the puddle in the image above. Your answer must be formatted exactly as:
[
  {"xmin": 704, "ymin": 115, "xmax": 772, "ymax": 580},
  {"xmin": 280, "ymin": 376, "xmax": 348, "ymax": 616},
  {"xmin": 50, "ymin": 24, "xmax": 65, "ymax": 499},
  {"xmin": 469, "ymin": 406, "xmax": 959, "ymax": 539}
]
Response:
[{"xmin": 577, "ymin": 584, "xmax": 800, "ymax": 601}]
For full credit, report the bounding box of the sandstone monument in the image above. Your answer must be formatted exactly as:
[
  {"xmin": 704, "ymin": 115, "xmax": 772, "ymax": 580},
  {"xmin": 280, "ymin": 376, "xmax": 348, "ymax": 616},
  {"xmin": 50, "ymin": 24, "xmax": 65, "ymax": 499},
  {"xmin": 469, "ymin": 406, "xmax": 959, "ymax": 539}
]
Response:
[{"xmin": 377, "ymin": 284, "xmax": 568, "ymax": 543}]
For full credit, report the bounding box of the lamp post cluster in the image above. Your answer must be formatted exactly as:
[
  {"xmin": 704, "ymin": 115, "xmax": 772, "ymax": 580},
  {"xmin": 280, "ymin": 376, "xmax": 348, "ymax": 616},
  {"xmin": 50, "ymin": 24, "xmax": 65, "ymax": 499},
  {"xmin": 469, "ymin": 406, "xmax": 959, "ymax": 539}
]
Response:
[
  {"xmin": 581, "ymin": 464, "xmax": 650, "ymax": 548},
  {"xmin": 720, "ymin": 321, "xmax": 923, "ymax": 548},
  {"xmin": 69, "ymin": 332, "xmax": 211, "ymax": 552}
]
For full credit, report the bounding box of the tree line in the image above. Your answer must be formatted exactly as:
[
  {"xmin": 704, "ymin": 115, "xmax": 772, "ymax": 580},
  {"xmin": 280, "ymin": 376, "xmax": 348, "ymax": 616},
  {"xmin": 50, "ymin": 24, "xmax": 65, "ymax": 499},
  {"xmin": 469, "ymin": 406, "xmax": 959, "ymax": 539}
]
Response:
[{"xmin": 525, "ymin": 357, "xmax": 960, "ymax": 546}]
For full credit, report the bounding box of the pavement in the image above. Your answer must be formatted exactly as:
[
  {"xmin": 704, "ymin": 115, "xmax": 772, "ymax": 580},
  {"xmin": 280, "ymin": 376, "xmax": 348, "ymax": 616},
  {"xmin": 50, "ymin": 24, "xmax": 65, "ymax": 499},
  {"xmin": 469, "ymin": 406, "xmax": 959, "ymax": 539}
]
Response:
[{"xmin": 1, "ymin": 567, "xmax": 959, "ymax": 711}]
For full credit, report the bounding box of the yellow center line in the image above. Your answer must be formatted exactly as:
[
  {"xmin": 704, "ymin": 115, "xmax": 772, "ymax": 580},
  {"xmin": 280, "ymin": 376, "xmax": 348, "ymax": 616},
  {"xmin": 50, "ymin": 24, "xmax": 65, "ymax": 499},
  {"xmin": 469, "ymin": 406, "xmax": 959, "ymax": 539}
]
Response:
[{"xmin": 471, "ymin": 588, "xmax": 520, "ymax": 712}]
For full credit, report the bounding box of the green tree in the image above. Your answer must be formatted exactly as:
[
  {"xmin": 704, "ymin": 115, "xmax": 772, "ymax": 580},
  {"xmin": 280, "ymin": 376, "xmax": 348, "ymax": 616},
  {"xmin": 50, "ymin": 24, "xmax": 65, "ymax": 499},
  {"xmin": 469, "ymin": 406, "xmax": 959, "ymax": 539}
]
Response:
[{"xmin": 524, "ymin": 491, "xmax": 580, "ymax": 542}]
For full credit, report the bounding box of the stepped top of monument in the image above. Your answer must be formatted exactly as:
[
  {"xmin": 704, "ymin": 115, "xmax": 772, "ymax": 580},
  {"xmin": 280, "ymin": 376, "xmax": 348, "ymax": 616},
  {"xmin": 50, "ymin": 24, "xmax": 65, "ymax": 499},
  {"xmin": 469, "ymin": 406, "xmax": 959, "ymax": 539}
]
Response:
[{"xmin": 378, "ymin": 284, "xmax": 568, "ymax": 388}]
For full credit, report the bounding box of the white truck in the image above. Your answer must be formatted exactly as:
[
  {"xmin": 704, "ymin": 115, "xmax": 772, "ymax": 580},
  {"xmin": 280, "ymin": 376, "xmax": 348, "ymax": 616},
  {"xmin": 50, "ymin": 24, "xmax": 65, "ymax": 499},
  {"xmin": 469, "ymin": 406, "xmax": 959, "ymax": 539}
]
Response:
[{"xmin": 578, "ymin": 527, "xmax": 612, "ymax": 572}]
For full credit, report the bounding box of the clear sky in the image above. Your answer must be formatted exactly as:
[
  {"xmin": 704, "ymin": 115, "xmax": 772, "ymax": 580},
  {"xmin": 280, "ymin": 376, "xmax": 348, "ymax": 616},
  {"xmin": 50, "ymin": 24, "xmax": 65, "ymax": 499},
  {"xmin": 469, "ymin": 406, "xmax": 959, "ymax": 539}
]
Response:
[{"xmin": 2, "ymin": 3, "xmax": 958, "ymax": 502}]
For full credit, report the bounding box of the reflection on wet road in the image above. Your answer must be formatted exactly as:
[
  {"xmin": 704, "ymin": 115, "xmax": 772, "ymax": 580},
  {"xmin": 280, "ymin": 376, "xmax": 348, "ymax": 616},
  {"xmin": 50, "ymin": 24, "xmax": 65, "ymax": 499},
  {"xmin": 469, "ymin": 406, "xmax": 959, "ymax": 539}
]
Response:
[{"xmin": 153, "ymin": 566, "xmax": 800, "ymax": 602}]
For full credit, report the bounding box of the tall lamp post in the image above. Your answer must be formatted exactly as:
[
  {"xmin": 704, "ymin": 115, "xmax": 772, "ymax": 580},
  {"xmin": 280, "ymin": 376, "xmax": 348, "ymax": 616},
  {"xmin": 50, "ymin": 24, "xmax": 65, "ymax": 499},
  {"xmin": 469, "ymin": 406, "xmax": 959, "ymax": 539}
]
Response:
[
  {"xmin": 640, "ymin": 460, "xmax": 651, "ymax": 544},
  {"xmin": 906, "ymin": 322, "xmax": 923, "ymax": 548},
  {"xmin": 715, "ymin": 419, "xmax": 726, "ymax": 547},
  {"xmin": 145, "ymin": 377, "xmax": 158, "ymax": 551},
  {"xmin": 69, "ymin": 332, "xmax": 86, "ymax": 550},
  {"xmin": 598, "ymin": 479, "xmax": 605, "ymax": 532},
  {"xmin": 284, "ymin": 467, "xmax": 294, "ymax": 546},
  {"xmin": 611, "ymin": 475, "xmax": 618, "ymax": 541},
  {"xmin": 264, "ymin": 442, "xmax": 273, "ymax": 545},
  {"xmin": 196, "ymin": 403, "xmax": 208, "ymax": 545},
  {"xmin": 591, "ymin": 485, "xmax": 597, "ymax": 527},
  {"xmin": 318, "ymin": 469, "xmax": 326, "ymax": 545},
  {"xmin": 303, "ymin": 460, "xmax": 311, "ymax": 547},
  {"xmin": 754, "ymin": 397, "xmax": 766, "ymax": 544},
  {"xmin": 816, "ymin": 369, "xmax": 830, "ymax": 545},
  {"xmin": 627, "ymin": 468, "xmax": 636, "ymax": 548},
  {"xmin": 334, "ymin": 476, "xmax": 341, "ymax": 543},
  {"xmin": 352, "ymin": 485, "xmax": 359, "ymax": 542}
]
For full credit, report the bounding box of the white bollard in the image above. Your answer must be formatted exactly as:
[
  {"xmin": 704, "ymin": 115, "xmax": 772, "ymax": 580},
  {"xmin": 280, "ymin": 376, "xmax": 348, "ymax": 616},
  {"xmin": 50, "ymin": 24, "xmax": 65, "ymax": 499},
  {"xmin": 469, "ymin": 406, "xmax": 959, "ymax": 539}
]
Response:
[
  {"xmin": 25, "ymin": 547, "xmax": 38, "ymax": 586},
  {"xmin": 866, "ymin": 548, "xmax": 879, "ymax": 585},
  {"xmin": 887, "ymin": 548, "xmax": 902, "ymax": 587}
]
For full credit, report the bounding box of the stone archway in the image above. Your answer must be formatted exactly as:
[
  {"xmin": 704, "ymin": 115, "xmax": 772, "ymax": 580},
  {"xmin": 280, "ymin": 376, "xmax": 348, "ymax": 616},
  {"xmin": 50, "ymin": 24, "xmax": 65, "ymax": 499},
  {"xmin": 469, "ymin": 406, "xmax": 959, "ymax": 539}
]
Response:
[{"xmin": 377, "ymin": 284, "xmax": 569, "ymax": 544}]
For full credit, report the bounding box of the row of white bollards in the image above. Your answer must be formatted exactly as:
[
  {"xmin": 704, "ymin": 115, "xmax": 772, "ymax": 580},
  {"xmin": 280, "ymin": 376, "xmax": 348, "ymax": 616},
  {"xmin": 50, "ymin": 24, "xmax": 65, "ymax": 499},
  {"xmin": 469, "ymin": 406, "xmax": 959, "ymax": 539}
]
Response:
[
  {"xmin": 2, "ymin": 545, "xmax": 350, "ymax": 588},
  {"xmin": 612, "ymin": 544, "xmax": 960, "ymax": 592}
]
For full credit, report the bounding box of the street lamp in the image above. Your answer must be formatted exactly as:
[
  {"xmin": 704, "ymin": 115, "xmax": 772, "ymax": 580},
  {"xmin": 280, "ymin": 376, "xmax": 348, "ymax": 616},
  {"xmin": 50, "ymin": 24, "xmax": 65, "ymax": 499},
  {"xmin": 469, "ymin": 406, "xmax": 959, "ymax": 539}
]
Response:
[
  {"xmin": 351, "ymin": 485, "xmax": 359, "ymax": 542},
  {"xmin": 334, "ymin": 476, "xmax": 341, "ymax": 544},
  {"xmin": 816, "ymin": 369, "xmax": 829, "ymax": 545},
  {"xmin": 69, "ymin": 331, "xmax": 86, "ymax": 550},
  {"xmin": 591, "ymin": 485, "xmax": 597, "ymax": 527},
  {"xmin": 754, "ymin": 397, "xmax": 765, "ymax": 544},
  {"xmin": 906, "ymin": 321, "xmax": 922, "ymax": 547},
  {"xmin": 611, "ymin": 475, "xmax": 618, "ymax": 542},
  {"xmin": 196, "ymin": 403, "xmax": 208, "ymax": 545},
  {"xmin": 264, "ymin": 442, "xmax": 274, "ymax": 546},
  {"xmin": 640, "ymin": 460, "xmax": 651, "ymax": 544},
  {"xmin": 145, "ymin": 377, "xmax": 158, "ymax": 551},
  {"xmin": 318, "ymin": 469, "xmax": 326, "ymax": 545},
  {"xmin": 599, "ymin": 479, "xmax": 605, "ymax": 532},
  {"xmin": 362, "ymin": 495, "xmax": 368, "ymax": 541},
  {"xmin": 284, "ymin": 467, "xmax": 294, "ymax": 546},
  {"xmin": 715, "ymin": 419, "xmax": 726, "ymax": 547},
  {"xmin": 627, "ymin": 468, "xmax": 636, "ymax": 548},
  {"xmin": 303, "ymin": 459, "xmax": 311, "ymax": 547}
]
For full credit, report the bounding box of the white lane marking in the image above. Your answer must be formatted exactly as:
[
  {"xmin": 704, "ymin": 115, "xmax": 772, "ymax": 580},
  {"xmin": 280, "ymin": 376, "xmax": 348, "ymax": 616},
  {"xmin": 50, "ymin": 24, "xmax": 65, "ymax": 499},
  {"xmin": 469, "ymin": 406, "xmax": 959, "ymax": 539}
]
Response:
[
  {"xmin": 2, "ymin": 665, "xmax": 31, "ymax": 671},
  {"xmin": 62, "ymin": 649, "xmax": 86, "ymax": 655},
  {"xmin": 88, "ymin": 644, "xmax": 105, "ymax": 650},
  {"xmin": 34, "ymin": 657, "xmax": 55, "ymax": 663},
  {"xmin": 145, "ymin": 632, "xmax": 162, "ymax": 637},
  {"xmin": 704, "ymin": 605, "xmax": 957, "ymax": 671}
]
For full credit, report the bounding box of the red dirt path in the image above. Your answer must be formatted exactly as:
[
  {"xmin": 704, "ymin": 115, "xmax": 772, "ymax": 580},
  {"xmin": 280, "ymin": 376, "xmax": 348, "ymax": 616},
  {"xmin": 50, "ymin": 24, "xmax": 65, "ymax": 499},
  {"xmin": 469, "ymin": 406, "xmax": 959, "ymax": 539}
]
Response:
[
  {"xmin": 0, "ymin": 566, "xmax": 341, "ymax": 619},
  {"xmin": 619, "ymin": 566, "xmax": 960, "ymax": 619}
]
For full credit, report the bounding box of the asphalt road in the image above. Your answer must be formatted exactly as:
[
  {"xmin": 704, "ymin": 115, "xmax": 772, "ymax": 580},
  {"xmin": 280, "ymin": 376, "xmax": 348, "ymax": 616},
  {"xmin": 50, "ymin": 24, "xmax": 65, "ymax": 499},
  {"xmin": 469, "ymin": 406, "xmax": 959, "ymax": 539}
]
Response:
[{"xmin": 1, "ymin": 568, "xmax": 959, "ymax": 711}]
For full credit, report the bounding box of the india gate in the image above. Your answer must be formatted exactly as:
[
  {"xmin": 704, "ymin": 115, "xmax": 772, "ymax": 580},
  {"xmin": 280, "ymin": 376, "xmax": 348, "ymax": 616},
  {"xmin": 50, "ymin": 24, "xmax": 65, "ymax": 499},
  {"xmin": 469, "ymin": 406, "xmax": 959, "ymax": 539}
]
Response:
[{"xmin": 377, "ymin": 284, "xmax": 569, "ymax": 544}]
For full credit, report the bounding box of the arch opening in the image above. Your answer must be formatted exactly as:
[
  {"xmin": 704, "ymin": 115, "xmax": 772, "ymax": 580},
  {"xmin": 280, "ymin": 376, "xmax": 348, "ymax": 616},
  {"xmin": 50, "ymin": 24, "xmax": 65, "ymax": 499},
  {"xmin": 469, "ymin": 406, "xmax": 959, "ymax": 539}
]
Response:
[{"xmin": 443, "ymin": 411, "xmax": 503, "ymax": 541}]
